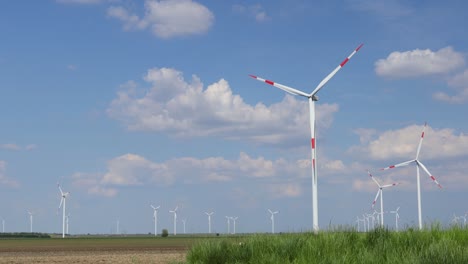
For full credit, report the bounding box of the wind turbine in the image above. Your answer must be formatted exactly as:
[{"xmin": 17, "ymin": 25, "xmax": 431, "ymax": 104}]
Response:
[
  {"xmin": 390, "ymin": 207, "xmax": 400, "ymax": 231},
  {"xmin": 232, "ymin": 217, "xmax": 238, "ymax": 234},
  {"xmin": 268, "ymin": 209, "xmax": 279, "ymax": 234},
  {"xmin": 182, "ymin": 219, "xmax": 186, "ymax": 234},
  {"xmin": 205, "ymin": 212, "xmax": 214, "ymax": 234},
  {"xmin": 116, "ymin": 219, "xmax": 120, "ymax": 235},
  {"xmin": 150, "ymin": 205, "xmax": 160, "ymax": 236},
  {"xmin": 368, "ymin": 170, "xmax": 399, "ymax": 227},
  {"xmin": 58, "ymin": 183, "xmax": 70, "ymax": 238},
  {"xmin": 225, "ymin": 216, "xmax": 231, "ymax": 234},
  {"xmin": 169, "ymin": 206, "xmax": 178, "ymax": 235},
  {"xmin": 250, "ymin": 44, "xmax": 363, "ymax": 232},
  {"xmin": 27, "ymin": 211, "xmax": 33, "ymax": 233},
  {"xmin": 381, "ymin": 123, "xmax": 442, "ymax": 230}
]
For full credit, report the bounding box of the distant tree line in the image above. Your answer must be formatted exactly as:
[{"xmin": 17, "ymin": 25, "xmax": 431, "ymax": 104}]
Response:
[{"xmin": 0, "ymin": 232, "xmax": 51, "ymax": 238}]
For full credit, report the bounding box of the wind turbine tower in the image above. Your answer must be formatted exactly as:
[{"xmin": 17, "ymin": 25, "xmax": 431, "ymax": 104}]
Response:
[
  {"xmin": 225, "ymin": 216, "xmax": 230, "ymax": 234},
  {"xmin": 182, "ymin": 219, "xmax": 186, "ymax": 234},
  {"xmin": 151, "ymin": 205, "xmax": 160, "ymax": 236},
  {"xmin": 205, "ymin": 212, "xmax": 214, "ymax": 234},
  {"xmin": 58, "ymin": 183, "xmax": 70, "ymax": 238},
  {"xmin": 169, "ymin": 206, "xmax": 178, "ymax": 235},
  {"xmin": 268, "ymin": 209, "xmax": 279, "ymax": 234},
  {"xmin": 27, "ymin": 211, "xmax": 33, "ymax": 233},
  {"xmin": 232, "ymin": 217, "xmax": 238, "ymax": 234},
  {"xmin": 250, "ymin": 44, "xmax": 363, "ymax": 232}
]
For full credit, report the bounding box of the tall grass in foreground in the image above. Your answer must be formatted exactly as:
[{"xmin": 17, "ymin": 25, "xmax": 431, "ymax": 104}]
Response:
[{"xmin": 186, "ymin": 226, "xmax": 468, "ymax": 264}]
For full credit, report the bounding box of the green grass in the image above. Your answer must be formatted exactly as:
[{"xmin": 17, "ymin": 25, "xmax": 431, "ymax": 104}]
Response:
[{"xmin": 186, "ymin": 227, "xmax": 468, "ymax": 264}]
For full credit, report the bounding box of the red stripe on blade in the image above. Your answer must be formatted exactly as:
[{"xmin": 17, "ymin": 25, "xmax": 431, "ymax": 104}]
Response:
[
  {"xmin": 311, "ymin": 138, "xmax": 315, "ymax": 149},
  {"xmin": 421, "ymin": 132, "xmax": 425, "ymax": 138},
  {"xmin": 248, "ymin": 74, "xmax": 257, "ymax": 79},
  {"xmin": 430, "ymin": 176, "xmax": 436, "ymax": 181},
  {"xmin": 389, "ymin": 165, "xmax": 395, "ymax": 169},
  {"xmin": 356, "ymin": 43, "xmax": 364, "ymax": 51},
  {"xmin": 265, "ymin": 80, "xmax": 274, "ymax": 85},
  {"xmin": 340, "ymin": 58, "xmax": 349, "ymax": 67}
]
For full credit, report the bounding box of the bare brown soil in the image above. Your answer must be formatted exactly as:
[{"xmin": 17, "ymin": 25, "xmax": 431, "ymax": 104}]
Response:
[{"xmin": 0, "ymin": 249, "xmax": 186, "ymax": 263}]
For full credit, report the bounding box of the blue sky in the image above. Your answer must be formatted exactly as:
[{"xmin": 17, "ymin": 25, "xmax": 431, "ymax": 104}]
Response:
[{"xmin": 1, "ymin": 0, "xmax": 467, "ymax": 234}]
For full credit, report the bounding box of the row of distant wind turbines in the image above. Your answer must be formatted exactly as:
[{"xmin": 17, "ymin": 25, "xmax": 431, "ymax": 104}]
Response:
[
  {"xmin": 249, "ymin": 43, "xmax": 444, "ymax": 232},
  {"xmin": 150, "ymin": 205, "xmax": 280, "ymax": 236}
]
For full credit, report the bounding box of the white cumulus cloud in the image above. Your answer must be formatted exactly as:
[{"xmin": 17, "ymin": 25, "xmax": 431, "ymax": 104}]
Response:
[
  {"xmin": 349, "ymin": 124, "xmax": 468, "ymax": 161},
  {"xmin": 375, "ymin": 47, "xmax": 464, "ymax": 78},
  {"xmin": 107, "ymin": 0, "xmax": 214, "ymax": 38},
  {"xmin": 433, "ymin": 69, "xmax": 468, "ymax": 104},
  {"xmin": 107, "ymin": 67, "xmax": 339, "ymax": 146}
]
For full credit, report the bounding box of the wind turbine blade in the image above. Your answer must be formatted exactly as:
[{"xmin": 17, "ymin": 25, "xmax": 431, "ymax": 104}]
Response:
[
  {"xmin": 174, "ymin": 206, "xmax": 178, "ymax": 211},
  {"xmin": 151, "ymin": 205, "xmax": 156, "ymax": 210},
  {"xmin": 372, "ymin": 190, "xmax": 381, "ymax": 209},
  {"xmin": 310, "ymin": 43, "xmax": 364, "ymax": 96},
  {"xmin": 59, "ymin": 198, "xmax": 64, "ymax": 209},
  {"xmin": 249, "ymin": 75, "xmax": 310, "ymax": 97},
  {"xmin": 381, "ymin": 160, "xmax": 415, "ymax": 170},
  {"xmin": 156, "ymin": 206, "xmax": 160, "ymax": 210},
  {"xmin": 415, "ymin": 122, "xmax": 427, "ymax": 160},
  {"xmin": 417, "ymin": 161, "xmax": 442, "ymax": 188},
  {"xmin": 57, "ymin": 183, "xmax": 64, "ymax": 195},
  {"xmin": 367, "ymin": 170, "xmax": 381, "ymax": 187},
  {"xmin": 381, "ymin": 182, "xmax": 399, "ymax": 188},
  {"xmin": 268, "ymin": 209, "xmax": 273, "ymax": 214}
]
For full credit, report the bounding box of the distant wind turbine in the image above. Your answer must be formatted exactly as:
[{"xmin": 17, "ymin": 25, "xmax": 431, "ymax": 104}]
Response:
[
  {"xmin": 182, "ymin": 219, "xmax": 186, "ymax": 234},
  {"xmin": 169, "ymin": 206, "xmax": 178, "ymax": 235},
  {"xmin": 205, "ymin": 212, "xmax": 214, "ymax": 234},
  {"xmin": 367, "ymin": 170, "xmax": 399, "ymax": 227},
  {"xmin": 27, "ymin": 211, "xmax": 33, "ymax": 233},
  {"xmin": 225, "ymin": 216, "xmax": 230, "ymax": 234},
  {"xmin": 250, "ymin": 44, "xmax": 363, "ymax": 232},
  {"xmin": 381, "ymin": 123, "xmax": 442, "ymax": 230},
  {"xmin": 232, "ymin": 217, "xmax": 238, "ymax": 234},
  {"xmin": 151, "ymin": 205, "xmax": 160, "ymax": 236},
  {"xmin": 58, "ymin": 183, "xmax": 70, "ymax": 238},
  {"xmin": 268, "ymin": 209, "xmax": 279, "ymax": 234},
  {"xmin": 390, "ymin": 207, "xmax": 400, "ymax": 231}
]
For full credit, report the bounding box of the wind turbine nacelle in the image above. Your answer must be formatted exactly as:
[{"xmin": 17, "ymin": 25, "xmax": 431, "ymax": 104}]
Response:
[{"xmin": 312, "ymin": 95, "xmax": 319, "ymax": 101}]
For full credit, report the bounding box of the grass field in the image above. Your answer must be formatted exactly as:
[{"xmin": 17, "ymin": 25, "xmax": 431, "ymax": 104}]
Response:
[{"xmin": 187, "ymin": 227, "xmax": 468, "ymax": 264}]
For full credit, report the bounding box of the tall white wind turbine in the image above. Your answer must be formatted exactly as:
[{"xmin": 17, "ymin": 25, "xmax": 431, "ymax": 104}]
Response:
[
  {"xmin": 381, "ymin": 123, "xmax": 442, "ymax": 230},
  {"xmin": 205, "ymin": 212, "xmax": 214, "ymax": 234},
  {"xmin": 151, "ymin": 205, "xmax": 160, "ymax": 236},
  {"xmin": 368, "ymin": 170, "xmax": 398, "ymax": 227},
  {"xmin": 250, "ymin": 44, "xmax": 363, "ymax": 232},
  {"xmin": 268, "ymin": 209, "xmax": 279, "ymax": 234},
  {"xmin": 169, "ymin": 206, "xmax": 178, "ymax": 235},
  {"xmin": 27, "ymin": 211, "xmax": 33, "ymax": 233},
  {"xmin": 390, "ymin": 207, "xmax": 400, "ymax": 231},
  {"xmin": 58, "ymin": 183, "xmax": 70, "ymax": 238}
]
